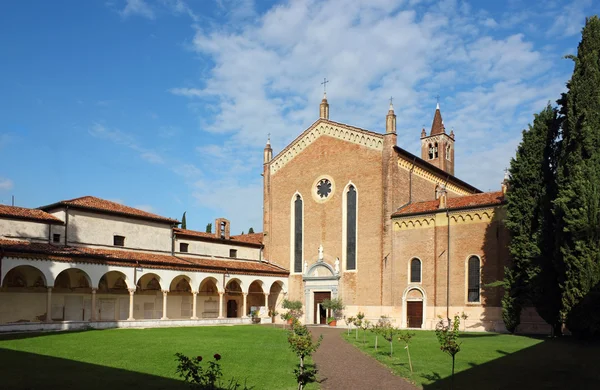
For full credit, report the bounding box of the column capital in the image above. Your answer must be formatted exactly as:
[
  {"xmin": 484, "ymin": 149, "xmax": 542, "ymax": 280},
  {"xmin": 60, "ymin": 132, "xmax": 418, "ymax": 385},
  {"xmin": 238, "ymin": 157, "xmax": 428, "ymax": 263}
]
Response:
[
  {"xmin": 264, "ymin": 292, "xmax": 270, "ymax": 296},
  {"xmin": 47, "ymin": 287, "xmax": 53, "ymax": 292},
  {"xmin": 192, "ymin": 291, "xmax": 198, "ymax": 295},
  {"xmin": 219, "ymin": 291, "xmax": 224, "ymax": 296},
  {"xmin": 128, "ymin": 288, "xmax": 136, "ymax": 294},
  {"xmin": 91, "ymin": 288, "xmax": 97, "ymax": 293},
  {"xmin": 162, "ymin": 290, "xmax": 169, "ymax": 295},
  {"xmin": 243, "ymin": 292, "xmax": 248, "ymax": 296}
]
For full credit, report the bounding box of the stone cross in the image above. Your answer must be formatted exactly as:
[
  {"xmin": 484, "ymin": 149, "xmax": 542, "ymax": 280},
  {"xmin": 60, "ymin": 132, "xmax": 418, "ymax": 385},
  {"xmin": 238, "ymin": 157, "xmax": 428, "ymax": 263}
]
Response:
[{"xmin": 321, "ymin": 78, "xmax": 329, "ymax": 93}]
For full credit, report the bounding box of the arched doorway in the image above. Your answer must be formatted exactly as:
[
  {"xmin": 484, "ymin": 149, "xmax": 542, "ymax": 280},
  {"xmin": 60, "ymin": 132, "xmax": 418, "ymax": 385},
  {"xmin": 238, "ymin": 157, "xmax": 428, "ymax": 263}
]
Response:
[
  {"xmin": 247, "ymin": 280, "xmax": 265, "ymax": 317},
  {"xmin": 1, "ymin": 265, "xmax": 47, "ymax": 323},
  {"xmin": 53, "ymin": 268, "xmax": 92, "ymax": 321},
  {"xmin": 198, "ymin": 278, "xmax": 219, "ymax": 318},
  {"xmin": 405, "ymin": 288, "xmax": 424, "ymax": 329},
  {"xmin": 136, "ymin": 273, "xmax": 163, "ymax": 319},
  {"xmin": 225, "ymin": 279, "xmax": 242, "ymax": 318},
  {"xmin": 169, "ymin": 276, "xmax": 193, "ymax": 319}
]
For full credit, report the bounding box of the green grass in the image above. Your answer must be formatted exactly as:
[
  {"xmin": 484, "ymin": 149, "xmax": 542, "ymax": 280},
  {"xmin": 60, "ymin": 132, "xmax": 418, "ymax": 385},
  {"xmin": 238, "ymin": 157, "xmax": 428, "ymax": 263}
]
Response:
[
  {"xmin": 0, "ymin": 325, "xmax": 317, "ymax": 390},
  {"xmin": 343, "ymin": 329, "xmax": 600, "ymax": 389}
]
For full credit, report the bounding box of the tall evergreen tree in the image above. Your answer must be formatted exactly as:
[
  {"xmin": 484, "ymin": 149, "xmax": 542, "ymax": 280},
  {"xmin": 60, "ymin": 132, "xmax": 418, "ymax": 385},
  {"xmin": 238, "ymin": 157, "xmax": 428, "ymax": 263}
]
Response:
[
  {"xmin": 504, "ymin": 104, "xmax": 561, "ymax": 333},
  {"xmin": 205, "ymin": 223, "xmax": 212, "ymax": 234},
  {"xmin": 554, "ymin": 16, "xmax": 600, "ymax": 337},
  {"xmin": 181, "ymin": 212, "xmax": 187, "ymax": 230},
  {"xmin": 248, "ymin": 227, "xmax": 255, "ymax": 234}
]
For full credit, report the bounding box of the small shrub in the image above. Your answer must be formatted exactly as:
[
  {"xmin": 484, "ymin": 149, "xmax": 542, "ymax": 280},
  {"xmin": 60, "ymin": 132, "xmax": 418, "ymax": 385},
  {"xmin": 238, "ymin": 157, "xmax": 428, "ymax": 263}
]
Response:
[
  {"xmin": 435, "ymin": 315, "xmax": 462, "ymax": 389},
  {"xmin": 175, "ymin": 353, "xmax": 251, "ymax": 390},
  {"xmin": 287, "ymin": 321, "xmax": 322, "ymax": 390}
]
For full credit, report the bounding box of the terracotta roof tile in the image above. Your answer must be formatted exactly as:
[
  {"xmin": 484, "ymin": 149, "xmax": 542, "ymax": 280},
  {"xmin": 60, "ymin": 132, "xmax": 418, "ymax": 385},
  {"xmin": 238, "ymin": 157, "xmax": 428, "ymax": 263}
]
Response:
[
  {"xmin": 0, "ymin": 239, "xmax": 288, "ymax": 276},
  {"xmin": 0, "ymin": 205, "xmax": 64, "ymax": 224},
  {"xmin": 40, "ymin": 196, "xmax": 179, "ymax": 224},
  {"xmin": 393, "ymin": 191, "xmax": 505, "ymax": 217},
  {"xmin": 229, "ymin": 233, "xmax": 263, "ymax": 245},
  {"xmin": 174, "ymin": 228, "xmax": 263, "ymax": 247}
]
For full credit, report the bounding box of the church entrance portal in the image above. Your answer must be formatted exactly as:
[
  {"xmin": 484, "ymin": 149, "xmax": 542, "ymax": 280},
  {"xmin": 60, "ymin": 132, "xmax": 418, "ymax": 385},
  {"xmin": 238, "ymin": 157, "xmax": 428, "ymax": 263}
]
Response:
[
  {"xmin": 313, "ymin": 292, "xmax": 331, "ymax": 325},
  {"xmin": 226, "ymin": 300, "xmax": 237, "ymax": 318},
  {"xmin": 407, "ymin": 301, "xmax": 423, "ymax": 328}
]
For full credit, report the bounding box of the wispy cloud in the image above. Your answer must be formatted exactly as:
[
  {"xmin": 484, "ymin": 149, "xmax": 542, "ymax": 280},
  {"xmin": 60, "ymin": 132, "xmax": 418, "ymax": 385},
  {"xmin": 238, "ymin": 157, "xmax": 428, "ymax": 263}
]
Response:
[
  {"xmin": 120, "ymin": 0, "xmax": 155, "ymax": 20},
  {"xmin": 548, "ymin": 0, "xmax": 592, "ymax": 37},
  {"xmin": 162, "ymin": 0, "xmax": 199, "ymax": 21},
  {"xmin": 169, "ymin": 87, "xmax": 203, "ymax": 98},
  {"xmin": 89, "ymin": 123, "xmax": 165, "ymax": 164},
  {"xmin": 0, "ymin": 178, "xmax": 14, "ymax": 191}
]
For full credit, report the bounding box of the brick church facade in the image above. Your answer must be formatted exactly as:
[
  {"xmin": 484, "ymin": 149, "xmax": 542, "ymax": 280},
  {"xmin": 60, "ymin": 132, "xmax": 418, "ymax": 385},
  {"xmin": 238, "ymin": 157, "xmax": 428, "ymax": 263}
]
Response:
[{"xmin": 262, "ymin": 95, "xmax": 546, "ymax": 332}]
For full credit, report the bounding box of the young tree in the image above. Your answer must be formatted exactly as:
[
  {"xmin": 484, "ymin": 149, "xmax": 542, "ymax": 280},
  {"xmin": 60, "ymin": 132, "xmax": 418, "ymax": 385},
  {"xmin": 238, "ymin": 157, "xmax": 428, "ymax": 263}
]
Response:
[
  {"xmin": 435, "ymin": 315, "xmax": 462, "ymax": 390},
  {"xmin": 398, "ymin": 331, "xmax": 415, "ymax": 374},
  {"xmin": 181, "ymin": 212, "xmax": 187, "ymax": 230},
  {"xmin": 248, "ymin": 227, "xmax": 255, "ymax": 234},
  {"xmin": 287, "ymin": 322, "xmax": 322, "ymax": 390},
  {"xmin": 554, "ymin": 16, "xmax": 600, "ymax": 337},
  {"xmin": 379, "ymin": 319, "xmax": 399, "ymax": 357},
  {"xmin": 504, "ymin": 104, "xmax": 561, "ymax": 333},
  {"xmin": 206, "ymin": 223, "xmax": 212, "ymax": 234}
]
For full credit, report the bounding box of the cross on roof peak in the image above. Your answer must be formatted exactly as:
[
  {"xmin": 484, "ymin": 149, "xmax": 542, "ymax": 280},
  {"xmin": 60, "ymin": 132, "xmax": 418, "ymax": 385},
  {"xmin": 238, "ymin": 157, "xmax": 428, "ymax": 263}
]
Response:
[{"xmin": 321, "ymin": 77, "xmax": 329, "ymax": 94}]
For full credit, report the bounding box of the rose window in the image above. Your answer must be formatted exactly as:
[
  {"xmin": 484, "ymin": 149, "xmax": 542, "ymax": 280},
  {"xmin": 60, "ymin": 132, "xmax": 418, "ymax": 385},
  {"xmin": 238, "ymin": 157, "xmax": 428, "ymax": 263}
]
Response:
[{"xmin": 316, "ymin": 179, "xmax": 332, "ymax": 198}]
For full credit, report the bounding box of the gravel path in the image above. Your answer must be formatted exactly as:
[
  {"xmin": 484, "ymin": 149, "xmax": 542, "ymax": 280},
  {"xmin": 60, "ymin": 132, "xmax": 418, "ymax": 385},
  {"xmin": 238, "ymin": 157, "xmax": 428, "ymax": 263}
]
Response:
[{"xmin": 310, "ymin": 326, "xmax": 418, "ymax": 390}]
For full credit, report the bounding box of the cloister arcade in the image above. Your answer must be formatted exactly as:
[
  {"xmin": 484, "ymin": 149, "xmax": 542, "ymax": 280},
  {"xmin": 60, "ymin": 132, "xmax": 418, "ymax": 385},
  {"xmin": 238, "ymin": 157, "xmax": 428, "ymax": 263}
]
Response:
[{"xmin": 0, "ymin": 257, "xmax": 287, "ymax": 325}]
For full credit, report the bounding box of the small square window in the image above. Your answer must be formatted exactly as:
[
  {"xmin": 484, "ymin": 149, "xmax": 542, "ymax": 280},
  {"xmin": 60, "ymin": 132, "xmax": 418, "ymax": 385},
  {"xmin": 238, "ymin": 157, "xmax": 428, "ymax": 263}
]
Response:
[
  {"xmin": 114, "ymin": 235, "xmax": 125, "ymax": 247},
  {"xmin": 180, "ymin": 243, "xmax": 189, "ymax": 253},
  {"xmin": 53, "ymin": 234, "xmax": 61, "ymax": 243},
  {"xmin": 229, "ymin": 249, "xmax": 237, "ymax": 258}
]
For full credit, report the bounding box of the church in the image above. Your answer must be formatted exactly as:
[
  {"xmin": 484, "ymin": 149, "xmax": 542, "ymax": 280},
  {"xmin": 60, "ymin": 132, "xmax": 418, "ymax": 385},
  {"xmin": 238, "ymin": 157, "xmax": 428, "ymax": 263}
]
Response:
[
  {"xmin": 262, "ymin": 94, "xmax": 546, "ymax": 333},
  {"xmin": 0, "ymin": 96, "xmax": 547, "ymax": 333}
]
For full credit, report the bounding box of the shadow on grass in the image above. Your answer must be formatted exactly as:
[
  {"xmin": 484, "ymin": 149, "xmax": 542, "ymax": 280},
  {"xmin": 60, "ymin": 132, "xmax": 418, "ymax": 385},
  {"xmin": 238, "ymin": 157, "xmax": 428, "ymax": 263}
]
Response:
[
  {"xmin": 0, "ymin": 348, "xmax": 188, "ymax": 390},
  {"xmin": 0, "ymin": 328, "xmax": 94, "ymax": 342},
  {"xmin": 423, "ymin": 337, "xmax": 600, "ymax": 390}
]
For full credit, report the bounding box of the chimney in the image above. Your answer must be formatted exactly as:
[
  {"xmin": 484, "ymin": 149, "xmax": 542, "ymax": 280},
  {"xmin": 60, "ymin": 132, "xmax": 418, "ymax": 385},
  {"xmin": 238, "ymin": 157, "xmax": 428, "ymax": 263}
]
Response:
[{"xmin": 437, "ymin": 184, "xmax": 448, "ymax": 209}]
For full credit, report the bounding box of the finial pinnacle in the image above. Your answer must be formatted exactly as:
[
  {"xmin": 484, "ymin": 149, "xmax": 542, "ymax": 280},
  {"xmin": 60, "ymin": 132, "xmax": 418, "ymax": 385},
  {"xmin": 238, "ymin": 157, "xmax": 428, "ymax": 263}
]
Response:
[
  {"xmin": 266, "ymin": 133, "xmax": 271, "ymax": 146},
  {"xmin": 389, "ymin": 96, "xmax": 394, "ymax": 110},
  {"xmin": 321, "ymin": 77, "xmax": 329, "ymax": 94}
]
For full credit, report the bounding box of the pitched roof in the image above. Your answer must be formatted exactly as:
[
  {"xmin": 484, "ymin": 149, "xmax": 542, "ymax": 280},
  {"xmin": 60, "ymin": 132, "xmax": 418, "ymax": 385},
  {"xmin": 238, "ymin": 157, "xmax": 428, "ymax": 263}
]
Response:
[
  {"xmin": 0, "ymin": 204, "xmax": 64, "ymax": 224},
  {"xmin": 229, "ymin": 233, "xmax": 263, "ymax": 245},
  {"xmin": 430, "ymin": 104, "xmax": 445, "ymax": 135},
  {"xmin": 393, "ymin": 191, "xmax": 505, "ymax": 217},
  {"xmin": 40, "ymin": 196, "xmax": 179, "ymax": 224},
  {"xmin": 0, "ymin": 239, "xmax": 287, "ymax": 277},
  {"xmin": 174, "ymin": 228, "xmax": 263, "ymax": 247}
]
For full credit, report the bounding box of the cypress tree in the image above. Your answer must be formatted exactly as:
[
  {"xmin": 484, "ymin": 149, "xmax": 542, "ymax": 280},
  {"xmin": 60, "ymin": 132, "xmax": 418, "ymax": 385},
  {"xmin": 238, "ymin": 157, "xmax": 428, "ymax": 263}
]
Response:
[
  {"xmin": 554, "ymin": 16, "xmax": 600, "ymax": 337},
  {"xmin": 205, "ymin": 223, "xmax": 212, "ymax": 234},
  {"xmin": 504, "ymin": 104, "xmax": 561, "ymax": 333},
  {"xmin": 248, "ymin": 227, "xmax": 255, "ymax": 234},
  {"xmin": 181, "ymin": 212, "xmax": 187, "ymax": 230}
]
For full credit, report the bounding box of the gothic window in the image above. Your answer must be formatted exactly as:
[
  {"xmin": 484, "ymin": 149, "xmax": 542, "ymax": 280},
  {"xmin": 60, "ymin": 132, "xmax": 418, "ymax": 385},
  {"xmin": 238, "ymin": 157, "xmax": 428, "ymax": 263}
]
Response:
[
  {"xmin": 346, "ymin": 185, "xmax": 357, "ymax": 270},
  {"xmin": 434, "ymin": 142, "xmax": 439, "ymax": 158},
  {"xmin": 294, "ymin": 194, "xmax": 303, "ymax": 273},
  {"xmin": 428, "ymin": 143, "xmax": 434, "ymax": 159},
  {"xmin": 410, "ymin": 258, "xmax": 421, "ymax": 283},
  {"xmin": 468, "ymin": 256, "xmax": 481, "ymax": 303},
  {"xmin": 446, "ymin": 144, "xmax": 451, "ymax": 161},
  {"xmin": 316, "ymin": 179, "xmax": 332, "ymax": 198}
]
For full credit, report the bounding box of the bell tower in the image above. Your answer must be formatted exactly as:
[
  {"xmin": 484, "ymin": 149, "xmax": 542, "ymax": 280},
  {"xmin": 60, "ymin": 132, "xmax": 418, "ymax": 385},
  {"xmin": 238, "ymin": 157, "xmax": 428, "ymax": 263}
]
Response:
[{"xmin": 420, "ymin": 103, "xmax": 455, "ymax": 175}]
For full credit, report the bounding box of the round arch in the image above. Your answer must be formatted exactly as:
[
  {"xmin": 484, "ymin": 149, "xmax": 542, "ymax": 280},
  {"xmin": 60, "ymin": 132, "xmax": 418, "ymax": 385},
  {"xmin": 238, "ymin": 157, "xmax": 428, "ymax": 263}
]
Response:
[
  {"xmin": 168, "ymin": 275, "xmax": 193, "ymax": 293},
  {"xmin": 97, "ymin": 270, "xmax": 132, "ymax": 292},
  {"xmin": 136, "ymin": 272, "xmax": 164, "ymax": 292},
  {"xmin": 269, "ymin": 279, "xmax": 287, "ymax": 293},
  {"xmin": 1, "ymin": 263, "xmax": 51, "ymax": 288},
  {"xmin": 408, "ymin": 257, "xmax": 422, "ymax": 284},
  {"xmin": 225, "ymin": 278, "xmax": 244, "ymax": 294},
  {"xmin": 53, "ymin": 268, "xmax": 92, "ymax": 290},
  {"xmin": 1, "ymin": 265, "xmax": 48, "ymax": 288},
  {"xmin": 401, "ymin": 286, "xmax": 427, "ymax": 329},
  {"xmin": 198, "ymin": 276, "xmax": 222, "ymax": 294}
]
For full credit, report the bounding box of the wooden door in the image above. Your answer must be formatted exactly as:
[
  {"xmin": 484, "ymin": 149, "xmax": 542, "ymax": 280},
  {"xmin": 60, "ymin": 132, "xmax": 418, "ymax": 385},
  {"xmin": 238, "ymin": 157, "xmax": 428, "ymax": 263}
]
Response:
[
  {"xmin": 227, "ymin": 300, "xmax": 237, "ymax": 318},
  {"xmin": 313, "ymin": 292, "xmax": 331, "ymax": 324},
  {"xmin": 407, "ymin": 301, "xmax": 423, "ymax": 328}
]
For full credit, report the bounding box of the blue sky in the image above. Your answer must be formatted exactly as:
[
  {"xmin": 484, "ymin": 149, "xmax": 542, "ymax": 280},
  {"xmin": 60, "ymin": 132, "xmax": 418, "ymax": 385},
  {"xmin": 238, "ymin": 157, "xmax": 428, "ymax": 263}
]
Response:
[{"xmin": 0, "ymin": 0, "xmax": 596, "ymax": 233}]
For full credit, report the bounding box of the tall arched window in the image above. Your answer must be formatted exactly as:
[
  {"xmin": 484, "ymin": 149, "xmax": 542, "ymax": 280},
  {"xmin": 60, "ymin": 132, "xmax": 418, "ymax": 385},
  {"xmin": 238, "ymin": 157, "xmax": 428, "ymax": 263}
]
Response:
[
  {"xmin": 346, "ymin": 185, "xmax": 357, "ymax": 270},
  {"xmin": 468, "ymin": 256, "xmax": 481, "ymax": 302},
  {"xmin": 293, "ymin": 194, "xmax": 303, "ymax": 273},
  {"xmin": 446, "ymin": 144, "xmax": 451, "ymax": 160},
  {"xmin": 410, "ymin": 258, "xmax": 421, "ymax": 283}
]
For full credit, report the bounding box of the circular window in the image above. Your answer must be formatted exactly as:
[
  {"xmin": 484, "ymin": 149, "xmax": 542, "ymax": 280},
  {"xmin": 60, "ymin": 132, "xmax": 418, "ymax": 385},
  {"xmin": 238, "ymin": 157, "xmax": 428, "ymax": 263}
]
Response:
[{"xmin": 316, "ymin": 179, "xmax": 332, "ymax": 198}]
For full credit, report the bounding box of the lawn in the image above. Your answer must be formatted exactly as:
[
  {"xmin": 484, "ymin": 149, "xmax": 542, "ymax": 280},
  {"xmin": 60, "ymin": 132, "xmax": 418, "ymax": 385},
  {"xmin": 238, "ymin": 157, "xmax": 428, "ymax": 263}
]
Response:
[
  {"xmin": 0, "ymin": 325, "xmax": 316, "ymax": 390},
  {"xmin": 343, "ymin": 328, "xmax": 600, "ymax": 389}
]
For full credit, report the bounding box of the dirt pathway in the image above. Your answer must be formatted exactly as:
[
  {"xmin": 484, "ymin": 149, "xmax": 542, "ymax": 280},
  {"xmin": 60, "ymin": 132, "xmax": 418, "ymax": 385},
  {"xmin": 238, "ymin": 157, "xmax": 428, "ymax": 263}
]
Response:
[{"xmin": 310, "ymin": 326, "xmax": 418, "ymax": 390}]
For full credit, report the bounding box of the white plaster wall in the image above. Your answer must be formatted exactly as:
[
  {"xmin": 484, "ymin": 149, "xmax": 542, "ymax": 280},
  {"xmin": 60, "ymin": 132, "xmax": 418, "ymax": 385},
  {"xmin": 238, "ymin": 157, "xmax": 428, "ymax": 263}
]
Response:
[
  {"xmin": 58, "ymin": 210, "xmax": 173, "ymax": 251},
  {"xmin": 175, "ymin": 237, "xmax": 261, "ymax": 259},
  {"xmin": 0, "ymin": 218, "xmax": 51, "ymax": 242}
]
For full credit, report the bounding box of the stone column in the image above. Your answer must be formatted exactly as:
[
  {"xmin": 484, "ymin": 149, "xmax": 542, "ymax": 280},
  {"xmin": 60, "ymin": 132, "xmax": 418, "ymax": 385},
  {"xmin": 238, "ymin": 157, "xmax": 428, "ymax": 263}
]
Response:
[
  {"xmin": 127, "ymin": 288, "xmax": 135, "ymax": 321},
  {"xmin": 45, "ymin": 287, "xmax": 52, "ymax": 323},
  {"xmin": 264, "ymin": 293, "xmax": 269, "ymax": 310},
  {"xmin": 191, "ymin": 291, "xmax": 198, "ymax": 320},
  {"xmin": 218, "ymin": 292, "xmax": 224, "ymax": 319},
  {"xmin": 161, "ymin": 290, "xmax": 169, "ymax": 320},
  {"xmin": 91, "ymin": 288, "xmax": 97, "ymax": 321},
  {"xmin": 242, "ymin": 292, "xmax": 248, "ymax": 318}
]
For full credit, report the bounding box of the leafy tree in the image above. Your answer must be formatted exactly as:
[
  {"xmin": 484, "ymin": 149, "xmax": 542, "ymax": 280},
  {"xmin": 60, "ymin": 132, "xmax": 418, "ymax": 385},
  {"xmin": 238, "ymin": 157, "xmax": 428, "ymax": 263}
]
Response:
[
  {"xmin": 287, "ymin": 321, "xmax": 322, "ymax": 390},
  {"xmin": 206, "ymin": 223, "xmax": 212, "ymax": 234},
  {"xmin": 352, "ymin": 312, "xmax": 364, "ymax": 340},
  {"xmin": 181, "ymin": 212, "xmax": 187, "ymax": 230},
  {"xmin": 554, "ymin": 16, "xmax": 600, "ymax": 337},
  {"xmin": 248, "ymin": 227, "xmax": 255, "ymax": 234},
  {"xmin": 344, "ymin": 316, "xmax": 354, "ymax": 336},
  {"xmin": 504, "ymin": 104, "xmax": 561, "ymax": 333},
  {"xmin": 435, "ymin": 315, "xmax": 462, "ymax": 390},
  {"xmin": 379, "ymin": 318, "xmax": 399, "ymax": 357}
]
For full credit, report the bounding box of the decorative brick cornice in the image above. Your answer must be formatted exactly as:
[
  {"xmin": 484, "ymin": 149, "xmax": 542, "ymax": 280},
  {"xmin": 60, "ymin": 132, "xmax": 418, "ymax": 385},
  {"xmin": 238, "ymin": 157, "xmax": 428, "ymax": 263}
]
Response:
[{"xmin": 270, "ymin": 120, "xmax": 383, "ymax": 175}]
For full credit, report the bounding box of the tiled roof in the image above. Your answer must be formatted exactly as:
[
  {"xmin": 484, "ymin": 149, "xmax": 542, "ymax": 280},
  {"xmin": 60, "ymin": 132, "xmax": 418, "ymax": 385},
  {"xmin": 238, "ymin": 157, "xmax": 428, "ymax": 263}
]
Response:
[
  {"xmin": 0, "ymin": 239, "xmax": 288, "ymax": 277},
  {"xmin": 393, "ymin": 191, "xmax": 505, "ymax": 217},
  {"xmin": 40, "ymin": 196, "xmax": 179, "ymax": 224},
  {"xmin": 0, "ymin": 205, "xmax": 64, "ymax": 224},
  {"xmin": 174, "ymin": 228, "xmax": 263, "ymax": 247},
  {"xmin": 229, "ymin": 233, "xmax": 263, "ymax": 245}
]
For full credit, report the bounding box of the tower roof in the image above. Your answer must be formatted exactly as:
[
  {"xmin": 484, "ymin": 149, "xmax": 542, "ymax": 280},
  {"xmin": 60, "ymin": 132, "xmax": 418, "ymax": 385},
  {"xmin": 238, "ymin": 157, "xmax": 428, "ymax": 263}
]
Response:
[{"xmin": 430, "ymin": 103, "xmax": 445, "ymax": 135}]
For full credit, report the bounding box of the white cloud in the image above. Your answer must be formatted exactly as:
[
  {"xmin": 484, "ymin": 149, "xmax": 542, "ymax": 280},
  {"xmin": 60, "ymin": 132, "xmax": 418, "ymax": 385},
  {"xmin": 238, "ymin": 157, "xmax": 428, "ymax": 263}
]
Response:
[
  {"xmin": 89, "ymin": 123, "xmax": 165, "ymax": 165},
  {"xmin": 0, "ymin": 178, "xmax": 14, "ymax": 191},
  {"xmin": 169, "ymin": 87, "xmax": 203, "ymax": 98},
  {"xmin": 120, "ymin": 0, "xmax": 155, "ymax": 19},
  {"xmin": 548, "ymin": 0, "xmax": 592, "ymax": 37},
  {"xmin": 162, "ymin": 0, "xmax": 199, "ymax": 21}
]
